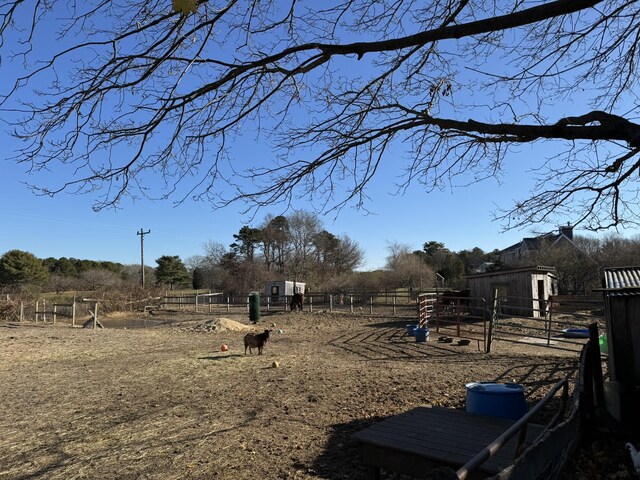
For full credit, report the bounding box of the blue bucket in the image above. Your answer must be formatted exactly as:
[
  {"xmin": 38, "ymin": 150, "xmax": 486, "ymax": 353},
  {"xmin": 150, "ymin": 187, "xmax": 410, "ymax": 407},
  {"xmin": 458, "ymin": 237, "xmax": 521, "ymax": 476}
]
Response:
[
  {"xmin": 406, "ymin": 324, "xmax": 418, "ymax": 336},
  {"xmin": 414, "ymin": 327, "xmax": 430, "ymax": 343},
  {"xmin": 465, "ymin": 382, "xmax": 527, "ymax": 420},
  {"xmin": 562, "ymin": 328, "xmax": 589, "ymax": 338}
]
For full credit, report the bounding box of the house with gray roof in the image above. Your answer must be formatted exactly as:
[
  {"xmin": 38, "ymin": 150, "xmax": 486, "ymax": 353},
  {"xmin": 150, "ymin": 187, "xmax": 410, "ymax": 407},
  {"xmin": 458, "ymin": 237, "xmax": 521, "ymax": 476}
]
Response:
[{"xmin": 499, "ymin": 224, "xmax": 576, "ymax": 265}]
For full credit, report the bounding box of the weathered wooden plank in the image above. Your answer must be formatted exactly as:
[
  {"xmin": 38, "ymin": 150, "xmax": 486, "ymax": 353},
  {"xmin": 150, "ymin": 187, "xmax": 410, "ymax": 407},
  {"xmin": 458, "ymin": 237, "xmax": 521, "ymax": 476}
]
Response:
[
  {"xmin": 370, "ymin": 407, "xmax": 519, "ymax": 440},
  {"xmin": 352, "ymin": 406, "xmax": 544, "ymax": 477},
  {"xmin": 358, "ymin": 442, "xmax": 491, "ymax": 480},
  {"xmin": 360, "ymin": 417, "xmax": 510, "ymax": 450},
  {"xmin": 355, "ymin": 428, "xmax": 520, "ymax": 471},
  {"xmin": 354, "ymin": 407, "xmax": 527, "ymax": 446}
]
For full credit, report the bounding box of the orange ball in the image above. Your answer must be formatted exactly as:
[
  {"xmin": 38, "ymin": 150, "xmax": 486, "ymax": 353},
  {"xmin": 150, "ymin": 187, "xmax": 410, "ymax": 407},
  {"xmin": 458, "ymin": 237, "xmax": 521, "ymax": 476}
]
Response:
[{"xmin": 220, "ymin": 344, "xmax": 229, "ymax": 352}]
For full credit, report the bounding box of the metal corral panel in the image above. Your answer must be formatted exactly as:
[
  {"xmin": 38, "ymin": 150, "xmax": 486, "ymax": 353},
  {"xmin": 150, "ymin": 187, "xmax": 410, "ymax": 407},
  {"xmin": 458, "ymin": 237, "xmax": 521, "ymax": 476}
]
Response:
[{"xmin": 604, "ymin": 267, "xmax": 640, "ymax": 294}]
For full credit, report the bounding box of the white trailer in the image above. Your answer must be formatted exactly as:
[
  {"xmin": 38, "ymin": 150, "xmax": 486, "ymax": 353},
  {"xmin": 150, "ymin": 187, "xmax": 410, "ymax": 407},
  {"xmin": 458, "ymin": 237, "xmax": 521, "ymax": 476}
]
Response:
[{"xmin": 264, "ymin": 280, "xmax": 305, "ymax": 304}]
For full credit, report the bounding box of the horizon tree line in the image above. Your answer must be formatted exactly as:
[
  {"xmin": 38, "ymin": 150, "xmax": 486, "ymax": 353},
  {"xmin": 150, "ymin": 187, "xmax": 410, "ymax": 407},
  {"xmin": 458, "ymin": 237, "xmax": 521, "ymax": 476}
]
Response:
[{"xmin": 2, "ymin": 218, "xmax": 640, "ymax": 296}]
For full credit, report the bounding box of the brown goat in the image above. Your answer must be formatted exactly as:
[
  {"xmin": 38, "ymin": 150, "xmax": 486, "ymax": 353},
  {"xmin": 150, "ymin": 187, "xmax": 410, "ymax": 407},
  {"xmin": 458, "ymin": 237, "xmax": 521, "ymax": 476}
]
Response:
[{"xmin": 244, "ymin": 329, "xmax": 270, "ymax": 355}]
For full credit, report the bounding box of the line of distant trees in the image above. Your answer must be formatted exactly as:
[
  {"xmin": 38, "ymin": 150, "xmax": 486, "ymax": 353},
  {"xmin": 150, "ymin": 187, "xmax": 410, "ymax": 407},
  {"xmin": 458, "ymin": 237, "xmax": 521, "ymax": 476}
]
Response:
[
  {"xmin": 186, "ymin": 211, "xmax": 365, "ymax": 295},
  {"xmin": 0, "ymin": 249, "xmax": 142, "ymax": 294},
  {"xmin": 2, "ymin": 211, "xmax": 640, "ymax": 297}
]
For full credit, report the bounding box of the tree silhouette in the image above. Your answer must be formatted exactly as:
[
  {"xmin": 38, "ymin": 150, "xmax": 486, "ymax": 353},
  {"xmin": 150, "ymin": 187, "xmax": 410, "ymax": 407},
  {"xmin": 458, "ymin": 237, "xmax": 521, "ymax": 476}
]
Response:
[
  {"xmin": 0, "ymin": 250, "xmax": 49, "ymax": 287},
  {"xmin": 230, "ymin": 226, "xmax": 263, "ymax": 262},
  {"xmin": 2, "ymin": 0, "xmax": 640, "ymax": 230},
  {"xmin": 155, "ymin": 255, "xmax": 190, "ymax": 290}
]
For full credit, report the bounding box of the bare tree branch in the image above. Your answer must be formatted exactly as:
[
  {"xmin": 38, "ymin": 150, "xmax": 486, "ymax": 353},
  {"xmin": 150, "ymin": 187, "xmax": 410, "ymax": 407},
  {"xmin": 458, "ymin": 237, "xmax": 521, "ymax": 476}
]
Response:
[{"xmin": 1, "ymin": 0, "xmax": 640, "ymax": 233}]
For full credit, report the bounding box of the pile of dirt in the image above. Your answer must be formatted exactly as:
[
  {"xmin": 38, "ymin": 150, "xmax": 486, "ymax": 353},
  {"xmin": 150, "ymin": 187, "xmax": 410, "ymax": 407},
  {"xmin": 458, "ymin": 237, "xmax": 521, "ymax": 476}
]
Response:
[{"xmin": 191, "ymin": 317, "xmax": 255, "ymax": 333}]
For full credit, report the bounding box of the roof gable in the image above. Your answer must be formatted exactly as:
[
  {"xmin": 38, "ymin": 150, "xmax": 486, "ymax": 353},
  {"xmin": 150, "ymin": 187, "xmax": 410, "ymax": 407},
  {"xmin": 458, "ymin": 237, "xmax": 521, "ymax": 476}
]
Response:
[
  {"xmin": 500, "ymin": 225, "xmax": 577, "ymax": 256},
  {"xmin": 466, "ymin": 265, "xmax": 556, "ymax": 279}
]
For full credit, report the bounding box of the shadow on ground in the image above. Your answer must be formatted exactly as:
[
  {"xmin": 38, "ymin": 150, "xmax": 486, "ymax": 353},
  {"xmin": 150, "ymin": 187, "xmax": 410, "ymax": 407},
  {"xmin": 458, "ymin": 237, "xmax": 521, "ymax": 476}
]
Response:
[{"xmin": 308, "ymin": 416, "xmax": 380, "ymax": 479}]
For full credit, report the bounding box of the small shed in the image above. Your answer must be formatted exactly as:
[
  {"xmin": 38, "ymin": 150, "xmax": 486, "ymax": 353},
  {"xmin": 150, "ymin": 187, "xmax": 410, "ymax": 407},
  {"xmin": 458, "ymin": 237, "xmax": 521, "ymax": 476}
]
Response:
[
  {"xmin": 466, "ymin": 266, "xmax": 557, "ymax": 317},
  {"xmin": 601, "ymin": 267, "xmax": 640, "ymax": 426},
  {"xmin": 264, "ymin": 280, "xmax": 305, "ymax": 303}
]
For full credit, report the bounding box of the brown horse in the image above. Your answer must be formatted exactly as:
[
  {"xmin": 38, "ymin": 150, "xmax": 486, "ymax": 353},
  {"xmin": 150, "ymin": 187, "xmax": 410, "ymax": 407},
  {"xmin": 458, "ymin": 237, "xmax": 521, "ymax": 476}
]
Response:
[{"xmin": 290, "ymin": 293, "xmax": 304, "ymax": 311}]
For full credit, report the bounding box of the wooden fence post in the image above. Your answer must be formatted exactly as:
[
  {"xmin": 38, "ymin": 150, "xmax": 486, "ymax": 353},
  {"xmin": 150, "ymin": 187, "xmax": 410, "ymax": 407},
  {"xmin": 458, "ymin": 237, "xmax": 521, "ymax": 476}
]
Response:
[
  {"xmin": 53, "ymin": 304, "xmax": 57, "ymax": 324},
  {"xmin": 393, "ymin": 297, "xmax": 396, "ymax": 315},
  {"xmin": 195, "ymin": 294, "xmax": 198, "ymax": 313},
  {"xmin": 35, "ymin": 301, "xmax": 38, "ymax": 323},
  {"xmin": 370, "ymin": 297, "xmax": 373, "ymax": 314},
  {"xmin": 19, "ymin": 301, "xmax": 24, "ymax": 322},
  {"xmin": 486, "ymin": 288, "xmax": 499, "ymax": 353},
  {"xmin": 309, "ymin": 295, "xmax": 313, "ymax": 313},
  {"xmin": 94, "ymin": 303, "xmax": 99, "ymax": 330},
  {"xmin": 329, "ymin": 295, "xmax": 333, "ymax": 313},
  {"xmin": 72, "ymin": 301, "xmax": 76, "ymax": 327},
  {"xmin": 350, "ymin": 296, "xmax": 353, "ymax": 313},
  {"xmin": 546, "ymin": 300, "xmax": 554, "ymax": 347}
]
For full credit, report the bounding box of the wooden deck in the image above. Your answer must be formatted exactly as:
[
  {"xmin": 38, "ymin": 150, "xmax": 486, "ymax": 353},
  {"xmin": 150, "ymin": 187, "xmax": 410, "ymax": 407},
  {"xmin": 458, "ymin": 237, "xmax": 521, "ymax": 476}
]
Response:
[{"xmin": 351, "ymin": 406, "xmax": 545, "ymax": 479}]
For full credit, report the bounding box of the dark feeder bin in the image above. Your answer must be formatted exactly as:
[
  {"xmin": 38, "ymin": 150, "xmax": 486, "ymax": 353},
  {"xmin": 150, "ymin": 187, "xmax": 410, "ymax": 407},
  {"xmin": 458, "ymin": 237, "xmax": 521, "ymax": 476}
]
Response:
[
  {"xmin": 465, "ymin": 382, "xmax": 527, "ymax": 420},
  {"xmin": 249, "ymin": 292, "xmax": 260, "ymax": 324}
]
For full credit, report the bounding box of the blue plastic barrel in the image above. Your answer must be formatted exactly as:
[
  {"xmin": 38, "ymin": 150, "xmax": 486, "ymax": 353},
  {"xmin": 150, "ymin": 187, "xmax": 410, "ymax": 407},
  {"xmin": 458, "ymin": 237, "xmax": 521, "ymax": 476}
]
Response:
[
  {"xmin": 406, "ymin": 324, "xmax": 418, "ymax": 336},
  {"xmin": 465, "ymin": 382, "xmax": 527, "ymax": 420},
  {"xmin": 562, "ymin": 328, "xmax": 589, "ymax": 338},
  {"xmin": 414, "ymin": 327, "xmax": 430, "ymax": 343}
]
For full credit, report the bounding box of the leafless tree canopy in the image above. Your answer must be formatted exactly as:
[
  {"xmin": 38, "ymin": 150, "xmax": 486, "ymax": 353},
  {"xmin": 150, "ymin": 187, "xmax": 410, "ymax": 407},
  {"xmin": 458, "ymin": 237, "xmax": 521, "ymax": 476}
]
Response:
[{"xmin": 1, "ymin": 0, "xmax": 640, "ymax": 230}]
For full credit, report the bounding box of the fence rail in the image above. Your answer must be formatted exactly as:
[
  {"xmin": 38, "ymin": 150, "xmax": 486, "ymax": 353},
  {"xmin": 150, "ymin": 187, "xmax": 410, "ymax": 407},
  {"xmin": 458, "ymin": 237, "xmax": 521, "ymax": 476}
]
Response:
[
  {"xmin": 0, "ymin": 299, "xmax": 102, "ymax": 327},
  {"xmin": 157, "ymin": 291, "xmax": 423, "ymax": 316},
  {"xmin": 458, "ymin": 378, "xmax": 570, "ymax": 480},
  {"xmin": 425, "ymin": 293, "xmax": 488, "ymax": 350},
  {"xmin": 417, "ymin": 292, "xmax": 605, "ymax": 354},
  {"xmin": 489, "ymin": 295, "xmax": 605, "ymax": 353},
  {"xmin": 1, "ymin": 292, "xmax": 607, "ymax": 356},
  {"xmin": 481, "ymin": 324, "xmax": 605, "ymax": 480}
]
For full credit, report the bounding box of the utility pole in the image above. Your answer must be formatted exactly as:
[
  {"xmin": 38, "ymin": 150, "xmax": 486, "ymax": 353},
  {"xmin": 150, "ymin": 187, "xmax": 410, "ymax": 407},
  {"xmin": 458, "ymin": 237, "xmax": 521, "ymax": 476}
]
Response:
[{"xmin": 137, "ymin": 228, "xmax": 151, "ymax": 287}]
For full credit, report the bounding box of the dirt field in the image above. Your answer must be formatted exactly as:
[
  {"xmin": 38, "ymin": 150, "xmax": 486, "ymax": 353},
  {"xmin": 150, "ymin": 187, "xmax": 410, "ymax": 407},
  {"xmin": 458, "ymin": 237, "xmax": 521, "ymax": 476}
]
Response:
[{"xmin": 0, "ymin": 310, "xmax": 588, "ymax": 479}]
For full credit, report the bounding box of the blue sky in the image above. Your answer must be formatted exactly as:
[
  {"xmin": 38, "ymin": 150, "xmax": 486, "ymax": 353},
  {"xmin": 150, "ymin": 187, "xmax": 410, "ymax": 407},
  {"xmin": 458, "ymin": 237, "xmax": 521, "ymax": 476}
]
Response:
[
  {"xmin": 1, "ymin": 3, "xmax": 635, "ymax": 271},
  {"xmin": 0, "ymin": 133, "xmax": 560, "ymax": 271}
]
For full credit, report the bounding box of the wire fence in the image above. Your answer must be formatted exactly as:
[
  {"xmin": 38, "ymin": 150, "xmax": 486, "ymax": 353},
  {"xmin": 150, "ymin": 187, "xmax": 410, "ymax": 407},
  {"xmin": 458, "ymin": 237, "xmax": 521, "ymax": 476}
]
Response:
[
  {"xmin": 158, "ymin": 291, "xmax": 423, "ymax": 316},
  {"xmin": 1, "ymin": 291, "xmax": 607, "ymax": 356},
  {"xmin": 491, "ymin": 295, "xmax": 605, "ymax": 353},
  {"xmin": 416, "ymin": 292, "xmax": 606, "ymax": 354}
]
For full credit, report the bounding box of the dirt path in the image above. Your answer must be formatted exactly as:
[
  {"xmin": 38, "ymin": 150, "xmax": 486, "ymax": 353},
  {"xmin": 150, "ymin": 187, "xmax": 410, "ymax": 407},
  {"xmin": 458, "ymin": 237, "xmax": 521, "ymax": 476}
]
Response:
[{"xmin": 0, "ymin": 311, "xmax": 580, "ymax": 479}]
